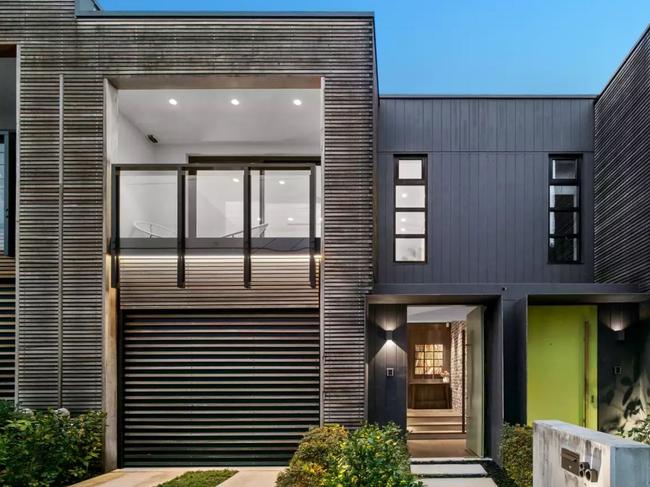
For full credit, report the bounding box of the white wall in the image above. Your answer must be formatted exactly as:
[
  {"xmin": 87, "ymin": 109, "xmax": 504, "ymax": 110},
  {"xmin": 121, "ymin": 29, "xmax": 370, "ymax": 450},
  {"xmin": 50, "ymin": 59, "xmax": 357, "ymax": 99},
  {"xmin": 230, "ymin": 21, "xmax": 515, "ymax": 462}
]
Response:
[
  {"xmin": 113, "ymin": 108, "xmax": 321, "ymax": 239},
  {"xmin": 154, "ymin": 141, "xmax": 319, "ymax": 163},
  {"xmin": 116, "ymin": 113, "xmax": 156, "ymax": 164},
  {"xmin": 0, "ymin": 58, "xmax": 16, "ymax": 130}
]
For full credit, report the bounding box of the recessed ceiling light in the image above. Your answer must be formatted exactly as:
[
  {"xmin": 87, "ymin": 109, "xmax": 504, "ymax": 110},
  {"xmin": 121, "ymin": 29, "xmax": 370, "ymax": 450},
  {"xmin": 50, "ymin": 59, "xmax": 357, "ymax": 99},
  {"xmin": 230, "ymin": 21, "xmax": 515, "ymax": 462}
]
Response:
[
  {"xmin": 232, "ymin": 178, "xmax": 240, "ymax": 183},
  {"xmin": 287, "ymin": 217, "xmax": 294, "ymax": 222},
  {"xmin": 168, "ymin": 98, "xmax": 178, "ymax": 106},
  {"xmin": 279, "ymin": 180, "xmax": 286, "ymax": 185},
  {"xmin": 400, "ymin": 228, "xmax": 406, "ymax": 233},
  {"xmin": 401, "ymin": 193, "xmax": 408, "ymax": 198},
  {"xmin": 231, "ymin": 98, "xmax": 240, "ymax": 106},
  {"xmin": 400, "ymin": 217, "xmax": 407, "ymax": 222},
  {"xmin": 293, "ymin": 99, "xmax": 302, "ymax": 106}
]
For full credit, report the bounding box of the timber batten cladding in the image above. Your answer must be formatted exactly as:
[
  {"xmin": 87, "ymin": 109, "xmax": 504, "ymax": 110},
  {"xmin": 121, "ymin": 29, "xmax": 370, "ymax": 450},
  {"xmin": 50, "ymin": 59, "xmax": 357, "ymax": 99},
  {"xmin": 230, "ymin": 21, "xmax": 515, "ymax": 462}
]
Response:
[
  {"xmin": 594, "ymin": 26, "xmax": 650, "ymax": 292},
  {"xmin": 119, "ymin": 257, "xmax": 320, "ymax": 310},
  {"xmin": 1, "ymin": 1, "xmax": 375, "ymax": 425}
]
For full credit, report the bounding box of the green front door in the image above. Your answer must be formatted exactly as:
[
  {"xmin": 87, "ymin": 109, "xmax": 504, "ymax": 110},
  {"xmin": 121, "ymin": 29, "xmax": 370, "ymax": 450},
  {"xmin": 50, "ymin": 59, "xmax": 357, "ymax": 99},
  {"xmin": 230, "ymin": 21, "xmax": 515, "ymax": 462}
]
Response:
[{"xmin": 527, "ymin": 306, "xmax": 598, "ymax": 429}]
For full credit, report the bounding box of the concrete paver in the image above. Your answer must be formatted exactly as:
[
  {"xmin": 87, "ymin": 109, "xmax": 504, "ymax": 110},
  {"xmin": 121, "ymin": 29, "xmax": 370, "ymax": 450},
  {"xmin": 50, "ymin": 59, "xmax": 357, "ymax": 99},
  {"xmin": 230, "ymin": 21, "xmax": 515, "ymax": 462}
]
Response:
[
  {"xmin": 219, "ymin": 469, "xmax": 281, "ymax": 487},
  {"xmin": 420, "ymin": 478, "xmax": 497, "ymax": 487},
  {"xmin": 411, "ymin": 463, "xmax": 487, "ymax": 476}
]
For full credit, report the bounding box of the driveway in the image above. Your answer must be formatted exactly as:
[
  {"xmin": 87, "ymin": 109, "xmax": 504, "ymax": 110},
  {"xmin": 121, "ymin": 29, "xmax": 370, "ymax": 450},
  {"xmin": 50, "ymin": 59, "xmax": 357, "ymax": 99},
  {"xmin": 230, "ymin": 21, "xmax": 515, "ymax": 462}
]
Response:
[{"xmin": 71, "ymin": 467, "xmax": 283, "ymax": 487}]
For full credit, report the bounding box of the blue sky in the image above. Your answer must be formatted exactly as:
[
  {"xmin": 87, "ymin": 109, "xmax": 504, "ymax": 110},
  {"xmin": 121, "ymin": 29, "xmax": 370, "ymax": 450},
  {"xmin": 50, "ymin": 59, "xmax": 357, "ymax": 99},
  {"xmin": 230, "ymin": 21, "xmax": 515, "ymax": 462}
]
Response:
[{"xmin": 98, "ymin": 0, "xmax": 650, "ymax": 95}]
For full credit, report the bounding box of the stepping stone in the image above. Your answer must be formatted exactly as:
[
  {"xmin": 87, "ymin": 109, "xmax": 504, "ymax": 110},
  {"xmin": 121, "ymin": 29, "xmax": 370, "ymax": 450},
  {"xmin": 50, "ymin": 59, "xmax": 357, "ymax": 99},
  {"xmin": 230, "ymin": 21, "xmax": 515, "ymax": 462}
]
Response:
[
  {"xmin": 411, "ymin": 457, "xmax": 484, "ymax": 464},
  {"xmin": 421, "ymin": 478, "xmax": 497, "ymax": 487},
  {"xmin": 411, "ymin": 463, "xmax": 487, "ymax": 476}
]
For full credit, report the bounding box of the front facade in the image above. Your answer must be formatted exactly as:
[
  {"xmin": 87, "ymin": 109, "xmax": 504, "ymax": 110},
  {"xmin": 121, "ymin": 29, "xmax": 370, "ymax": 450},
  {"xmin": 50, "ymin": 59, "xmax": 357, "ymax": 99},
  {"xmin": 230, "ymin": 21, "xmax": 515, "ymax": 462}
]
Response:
[{"xmin": 0, "ymin": 1, "xmax": 648, "ymax": 468}]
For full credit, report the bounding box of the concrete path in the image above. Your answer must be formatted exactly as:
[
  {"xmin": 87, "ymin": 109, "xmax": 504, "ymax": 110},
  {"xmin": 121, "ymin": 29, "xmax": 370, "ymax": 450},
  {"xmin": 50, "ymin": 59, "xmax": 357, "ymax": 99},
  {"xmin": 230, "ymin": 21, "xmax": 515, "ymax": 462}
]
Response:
[
  {"xmin": 411, "ymin": 463, "xmax": 487, "ymax": 476},
  {"xmin": 420, "ymin": 479, "xmax": 497, "ymax": 487},
  {"xmin": 71, "ymin": 467, "xmax": 283, "ymax": 487},
  {"xmin": 411, "ymin": 461, "xmax": 497, "ymax": 487}
]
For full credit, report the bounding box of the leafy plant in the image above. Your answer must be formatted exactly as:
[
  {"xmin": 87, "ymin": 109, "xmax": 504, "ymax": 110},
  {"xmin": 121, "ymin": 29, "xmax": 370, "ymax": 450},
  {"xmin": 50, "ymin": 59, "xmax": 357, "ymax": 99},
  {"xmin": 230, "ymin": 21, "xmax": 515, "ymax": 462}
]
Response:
[
  {"xmin": 0, "ymin": 401, "xmax": 17, "ymax": 430},
  {"xmin": 619, "ymin": 414, "xmax": 650, "ymax": 445},
  {"xmin": 500, "ymin": 423, "xmax": 533, "ymax": 487},
  {"xmin": 323, "ymin": 423, "xmax": 422, "ymax": 487},
  {"xmin": 276, "ymin": 425, "xmax": 348, "ymax": 487},
  {"xmin": 156, "ymin": 469, "xmax": 237, "ymax": 487},
  {"xmin": 0, "ymin": 402, "xmax": 105, "ymax": 487}
]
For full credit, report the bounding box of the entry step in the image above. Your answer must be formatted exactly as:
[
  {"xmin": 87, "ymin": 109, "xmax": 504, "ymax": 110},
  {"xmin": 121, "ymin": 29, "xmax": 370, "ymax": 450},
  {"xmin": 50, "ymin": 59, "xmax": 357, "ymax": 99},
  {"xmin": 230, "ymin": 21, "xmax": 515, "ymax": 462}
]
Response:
[
  {"xmin": 409, "ymin": 422, "xmax": 463, "ymax": 432},
  {"xmin": 420, "ymin": 479, "xmax": 497, "ymax": 487},
  {"xmin": 409, "ymin": 431, "xmax": 466, "ymax": 440},
  {"xmin": 412, "ymin": 463, "xmax": 487, "ymax": 477}
]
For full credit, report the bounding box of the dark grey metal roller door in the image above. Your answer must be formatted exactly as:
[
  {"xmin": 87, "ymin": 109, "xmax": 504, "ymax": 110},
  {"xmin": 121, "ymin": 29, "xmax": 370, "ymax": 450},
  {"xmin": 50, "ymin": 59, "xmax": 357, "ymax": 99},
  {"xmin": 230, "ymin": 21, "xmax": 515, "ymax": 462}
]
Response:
[{"xmin": 120, "ymin": 310, "xmax": 320, "ymax": 467}]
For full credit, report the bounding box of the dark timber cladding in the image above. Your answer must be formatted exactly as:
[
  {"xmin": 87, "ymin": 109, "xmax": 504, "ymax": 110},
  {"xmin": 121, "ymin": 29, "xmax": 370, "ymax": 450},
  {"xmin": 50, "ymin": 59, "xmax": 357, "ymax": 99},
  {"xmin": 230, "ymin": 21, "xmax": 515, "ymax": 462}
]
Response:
[
  {"xmin": 377, "ymin": 97, "xmax": 595, "ymax": 285},
  {"xmin": 594, "ymin": 26, "xmax": 650, "ymax": 292},
  {"xmin": 0, "ymin": 1, "xmax": 375, "ymax": 421}
]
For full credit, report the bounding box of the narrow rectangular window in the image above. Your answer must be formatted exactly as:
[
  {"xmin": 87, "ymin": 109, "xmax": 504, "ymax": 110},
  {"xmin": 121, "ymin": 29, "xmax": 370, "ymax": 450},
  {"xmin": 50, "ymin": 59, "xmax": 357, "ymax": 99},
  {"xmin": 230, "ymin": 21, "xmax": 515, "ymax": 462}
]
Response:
[
  {"xmin": 548, "ymin": 156, "xmax": 581, "ymax": 263},
  {"xmin": 394, "ymin": 156, "xmax": 427, "ymax": 262}
]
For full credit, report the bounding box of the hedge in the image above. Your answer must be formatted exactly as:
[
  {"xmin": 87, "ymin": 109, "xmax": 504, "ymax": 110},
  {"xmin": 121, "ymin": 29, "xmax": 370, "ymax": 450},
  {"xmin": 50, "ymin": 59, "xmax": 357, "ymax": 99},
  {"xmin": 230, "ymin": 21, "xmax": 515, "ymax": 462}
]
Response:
[{"xmin": 500, "ymin": 423, "xmax": 533, "ymax": 487}]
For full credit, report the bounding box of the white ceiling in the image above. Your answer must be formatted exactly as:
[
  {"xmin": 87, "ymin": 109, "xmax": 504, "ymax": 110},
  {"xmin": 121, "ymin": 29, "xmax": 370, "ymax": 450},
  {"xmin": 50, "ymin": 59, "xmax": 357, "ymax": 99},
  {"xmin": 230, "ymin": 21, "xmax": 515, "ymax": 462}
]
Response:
[
  {"xmin": 118, "ymin": 88, "xmax": 321, "ymax": 147},
  {"xmin": 407, "ymin": 305, "xmax": 477, "ymax": 323}
]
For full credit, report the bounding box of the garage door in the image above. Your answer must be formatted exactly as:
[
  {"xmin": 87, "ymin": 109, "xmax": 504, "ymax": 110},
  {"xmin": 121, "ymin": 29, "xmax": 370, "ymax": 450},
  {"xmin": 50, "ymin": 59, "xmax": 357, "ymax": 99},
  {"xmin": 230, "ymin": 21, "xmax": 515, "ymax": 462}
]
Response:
[{"xmin": 121, "ymin": 310, "xmax": 320, "ymax": 466}]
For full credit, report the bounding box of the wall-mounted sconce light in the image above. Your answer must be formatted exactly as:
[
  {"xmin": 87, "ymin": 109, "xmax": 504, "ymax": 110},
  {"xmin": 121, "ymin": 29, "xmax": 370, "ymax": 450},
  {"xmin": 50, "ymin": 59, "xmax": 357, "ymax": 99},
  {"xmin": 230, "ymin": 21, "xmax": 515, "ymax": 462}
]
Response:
[
  {"xmin": 616, "ymin": 329, "xmax": 626, "ymax": 342},
  {"xmin": 386, "ymin": 330, "xmax": 394, "ymax": 342}
]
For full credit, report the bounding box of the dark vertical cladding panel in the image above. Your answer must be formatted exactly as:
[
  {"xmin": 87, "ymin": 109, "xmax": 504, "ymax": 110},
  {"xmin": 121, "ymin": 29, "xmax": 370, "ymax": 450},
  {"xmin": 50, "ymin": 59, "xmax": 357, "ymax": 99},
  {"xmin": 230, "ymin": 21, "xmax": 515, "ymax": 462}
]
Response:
[
  {"xmin": 0, "ymin": 1, "xmax": 375, "ymax": 421},
  {"xmin": 367, "ymin": 305, "xmax": 407, "ymax": 429},
  {"xmin": 503, "ymin": 296, "xmax": 527, "ymax": 425},
  {"xmin": 484, "ymin": 298, "xmax": 503, "ymax": 463},
  {"xmin": 378, "ymin": 97, "xmax": 594, "ymax": 285},
  {"xmin": 594, "ymin": 27, "xmax": 650, "ymax": 292},
  {"xmin": 597, "ymin": 302, "xmax": 648, "ymax": 433}
]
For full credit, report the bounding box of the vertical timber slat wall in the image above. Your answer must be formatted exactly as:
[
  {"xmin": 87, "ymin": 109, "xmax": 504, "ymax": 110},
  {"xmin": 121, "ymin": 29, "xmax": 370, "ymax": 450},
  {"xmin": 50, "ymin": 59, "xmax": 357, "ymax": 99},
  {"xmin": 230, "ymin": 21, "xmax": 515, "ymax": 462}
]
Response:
[
  {"xmin": 0, "ymin": 2, "xmax": 375, "ymax": 423},
  {"xmin": 594, "ymin": 27, "xmax": 650, "ymax": 292}
]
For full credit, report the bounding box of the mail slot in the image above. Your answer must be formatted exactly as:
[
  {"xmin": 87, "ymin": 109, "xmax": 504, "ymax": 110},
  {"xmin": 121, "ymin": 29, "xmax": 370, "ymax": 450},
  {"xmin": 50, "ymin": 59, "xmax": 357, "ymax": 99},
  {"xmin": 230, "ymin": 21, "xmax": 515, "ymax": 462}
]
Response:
[{"xmin": 561, "ymin": 448, "xmax": 580, "ymax": 475}]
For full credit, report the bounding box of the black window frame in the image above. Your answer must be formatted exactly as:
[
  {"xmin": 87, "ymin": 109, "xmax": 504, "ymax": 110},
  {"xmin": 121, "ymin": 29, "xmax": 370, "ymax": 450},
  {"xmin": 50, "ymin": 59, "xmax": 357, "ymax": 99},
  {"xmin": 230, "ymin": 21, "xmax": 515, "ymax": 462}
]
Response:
[
  {"xmin": 111, "ymin": 157, "xmax": 320, "ymax": 289},
  {"xmin": 0, "ymin": 131, "xmax": 15, "ymax": 258},
  {"xmin": 548, "ymin": 155, "xmax": 581, "ymax": 264},
  {"xmin": 393, "ymin": 155, "xmax": 427, "ymax": 263}
]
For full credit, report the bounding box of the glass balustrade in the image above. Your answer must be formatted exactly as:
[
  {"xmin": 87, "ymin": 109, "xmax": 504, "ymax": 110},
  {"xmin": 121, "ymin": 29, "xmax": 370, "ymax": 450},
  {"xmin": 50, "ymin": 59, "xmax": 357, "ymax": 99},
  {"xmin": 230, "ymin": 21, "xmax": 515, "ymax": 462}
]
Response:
[{"xmin": 111, "ymin": 162, "xmax": 320, "ymax": 287}]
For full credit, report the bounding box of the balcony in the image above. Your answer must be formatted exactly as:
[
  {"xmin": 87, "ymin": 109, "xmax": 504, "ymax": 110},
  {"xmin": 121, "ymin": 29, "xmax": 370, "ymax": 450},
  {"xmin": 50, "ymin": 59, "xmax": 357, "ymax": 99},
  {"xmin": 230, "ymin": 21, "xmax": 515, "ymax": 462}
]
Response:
[{"xmin": 110, "ymin": 160, "xmax": 321, "ymax": 289}]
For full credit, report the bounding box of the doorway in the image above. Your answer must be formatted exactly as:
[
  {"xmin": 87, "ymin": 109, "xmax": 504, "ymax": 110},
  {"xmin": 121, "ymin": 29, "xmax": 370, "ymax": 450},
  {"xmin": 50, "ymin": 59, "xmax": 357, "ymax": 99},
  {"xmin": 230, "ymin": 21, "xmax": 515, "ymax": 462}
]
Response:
[{"xmin": 406, "ymin": 305, "xmax": 484, "ymax": 458}]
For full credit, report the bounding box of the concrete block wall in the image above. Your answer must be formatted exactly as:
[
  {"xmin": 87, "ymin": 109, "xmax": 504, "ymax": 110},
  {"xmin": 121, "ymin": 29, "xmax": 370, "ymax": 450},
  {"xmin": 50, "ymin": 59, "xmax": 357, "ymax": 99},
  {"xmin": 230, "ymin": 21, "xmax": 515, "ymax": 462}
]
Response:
[{"xmin": 534, "ymin": 420, "xmax": 650, "ymax": 487}]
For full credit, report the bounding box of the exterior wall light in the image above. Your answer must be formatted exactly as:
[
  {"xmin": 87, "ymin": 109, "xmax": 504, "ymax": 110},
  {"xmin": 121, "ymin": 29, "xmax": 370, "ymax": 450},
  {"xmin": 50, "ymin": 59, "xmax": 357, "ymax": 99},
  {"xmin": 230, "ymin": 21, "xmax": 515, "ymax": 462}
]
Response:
[{"xmin": 386, "ymin": 330, "xmax": 394, "ymax": 342}]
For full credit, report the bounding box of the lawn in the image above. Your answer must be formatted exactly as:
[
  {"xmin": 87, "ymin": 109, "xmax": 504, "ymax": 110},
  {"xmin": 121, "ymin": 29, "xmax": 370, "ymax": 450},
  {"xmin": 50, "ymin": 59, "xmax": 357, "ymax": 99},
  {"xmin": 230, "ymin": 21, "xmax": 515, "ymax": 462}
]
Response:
[{"xmin": 156, "ymin": 470, "xmax": 237, "ymax": 487}]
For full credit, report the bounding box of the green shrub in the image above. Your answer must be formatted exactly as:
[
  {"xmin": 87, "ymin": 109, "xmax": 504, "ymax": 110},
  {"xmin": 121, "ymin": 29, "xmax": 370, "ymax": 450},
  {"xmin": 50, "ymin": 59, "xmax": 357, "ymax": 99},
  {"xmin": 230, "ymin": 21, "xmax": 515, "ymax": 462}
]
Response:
[
  {"xmin": 0, "ymin": 402, "xmax": 105, "ymax": 487},
  {"xmin": 619, "ymin": 414, "xmax": 650, "ymax": 445},
  {"xmin": 323, "ymin": 423, "xmax": 422, "ymax": 487},
  {"xmin": 156, "ymin": 470, "xmax": 237, "ymax": 487},
  {"xmin": 500, "ymin": 423, "xmax": 533, "ymax": 487},
  {"xmin": 0, "ymin": 401, "xmax": 17, "ymax": 429},
  {"xmin": 276, "ymin": 425, "xmax": 348, "ymax": 487}
]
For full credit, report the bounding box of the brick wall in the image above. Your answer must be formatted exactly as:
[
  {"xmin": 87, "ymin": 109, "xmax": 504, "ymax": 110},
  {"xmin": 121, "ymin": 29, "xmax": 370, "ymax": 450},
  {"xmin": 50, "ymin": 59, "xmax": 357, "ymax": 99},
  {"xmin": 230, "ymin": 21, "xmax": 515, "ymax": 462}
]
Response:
[{"xmin": 450, "ymin": 321, "xmax": 465, "ymax": 412}]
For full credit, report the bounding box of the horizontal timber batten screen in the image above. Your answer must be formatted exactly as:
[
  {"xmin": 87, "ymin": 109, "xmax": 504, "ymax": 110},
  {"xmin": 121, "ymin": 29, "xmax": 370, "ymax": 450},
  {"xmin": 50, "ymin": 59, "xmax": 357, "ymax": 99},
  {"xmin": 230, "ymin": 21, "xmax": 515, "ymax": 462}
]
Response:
[{"xmin": 119, "ymin": 256, "xmax": 320, "ymax": 309}]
